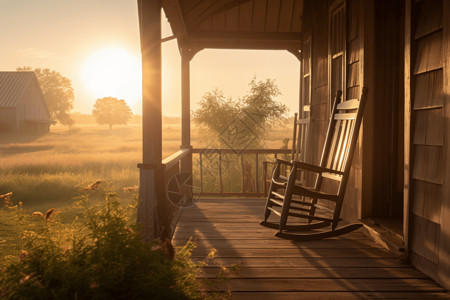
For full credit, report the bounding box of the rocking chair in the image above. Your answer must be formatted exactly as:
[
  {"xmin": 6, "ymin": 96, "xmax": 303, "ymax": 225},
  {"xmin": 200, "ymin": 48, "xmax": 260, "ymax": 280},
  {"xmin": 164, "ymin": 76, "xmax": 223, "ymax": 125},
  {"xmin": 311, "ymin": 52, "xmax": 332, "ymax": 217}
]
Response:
[
  {"xmin": 261, "ymin": 88, "xmax": 369, "ymax": 240},
  {"xmin": 263, "ymin": 112, "xmax": 310, "ymax": 195}
]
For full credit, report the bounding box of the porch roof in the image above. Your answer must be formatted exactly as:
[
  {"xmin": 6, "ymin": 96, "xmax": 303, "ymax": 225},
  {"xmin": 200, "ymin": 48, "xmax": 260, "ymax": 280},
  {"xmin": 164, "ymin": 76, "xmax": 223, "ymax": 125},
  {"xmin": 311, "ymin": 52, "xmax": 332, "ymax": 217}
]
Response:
[{"xmin": 161, "ymin": 0, "xmax": 303, "ymax": 51}]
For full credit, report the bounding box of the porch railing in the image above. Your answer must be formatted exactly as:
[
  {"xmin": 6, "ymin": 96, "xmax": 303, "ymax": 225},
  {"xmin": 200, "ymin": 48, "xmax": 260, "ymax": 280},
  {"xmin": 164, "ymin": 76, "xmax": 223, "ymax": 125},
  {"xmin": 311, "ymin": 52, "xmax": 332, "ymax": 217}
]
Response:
[{"xmin": 191, "ymin": 148, "xmax": 291, "ymax": 197}]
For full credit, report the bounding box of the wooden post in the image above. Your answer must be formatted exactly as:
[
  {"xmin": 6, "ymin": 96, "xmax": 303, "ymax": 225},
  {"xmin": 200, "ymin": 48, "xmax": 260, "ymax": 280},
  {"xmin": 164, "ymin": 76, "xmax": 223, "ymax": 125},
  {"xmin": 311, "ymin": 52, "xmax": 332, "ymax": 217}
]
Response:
[
  {"xmin": 180, "ymin": 46, "xmax": 197, "ymax": 176},
  {"xmin": 439, "ymin": 0, "xmax": 450, "ymax": 288},
  {"xmin": 137, "ymin": 0, "xmax": 162, "ymax": 242},
  {"xmin": 403, "ymin": 0, "xmax": 412, "ymax": 255}
]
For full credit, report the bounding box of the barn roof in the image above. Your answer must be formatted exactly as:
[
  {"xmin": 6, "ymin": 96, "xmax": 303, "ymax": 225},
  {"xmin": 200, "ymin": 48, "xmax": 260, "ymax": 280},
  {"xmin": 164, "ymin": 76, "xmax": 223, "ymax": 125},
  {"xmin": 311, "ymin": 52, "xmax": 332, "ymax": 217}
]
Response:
[
  {"xmin": 0, "ymin": 71, "xmax": 36, "ymax": 108},
  {"xmin": 161, "ymin": 0, "xmax": 303, "ymax": 51}
]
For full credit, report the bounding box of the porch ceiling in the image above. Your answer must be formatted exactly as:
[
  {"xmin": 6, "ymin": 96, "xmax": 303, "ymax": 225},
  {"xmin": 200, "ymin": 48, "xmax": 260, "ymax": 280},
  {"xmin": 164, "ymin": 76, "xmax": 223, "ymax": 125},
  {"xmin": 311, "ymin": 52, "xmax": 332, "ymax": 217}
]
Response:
[{"xmin": 162, "ymin": 0, "xmax": 303, "ymax": 51}]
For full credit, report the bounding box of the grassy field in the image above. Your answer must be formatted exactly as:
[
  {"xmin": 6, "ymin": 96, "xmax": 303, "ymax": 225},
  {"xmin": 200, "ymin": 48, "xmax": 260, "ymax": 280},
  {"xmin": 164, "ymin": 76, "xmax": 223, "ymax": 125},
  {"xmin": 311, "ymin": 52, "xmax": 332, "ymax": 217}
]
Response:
[{"xmin": 0, "ymin": 119, "xmax": 291, "ymax": 259}]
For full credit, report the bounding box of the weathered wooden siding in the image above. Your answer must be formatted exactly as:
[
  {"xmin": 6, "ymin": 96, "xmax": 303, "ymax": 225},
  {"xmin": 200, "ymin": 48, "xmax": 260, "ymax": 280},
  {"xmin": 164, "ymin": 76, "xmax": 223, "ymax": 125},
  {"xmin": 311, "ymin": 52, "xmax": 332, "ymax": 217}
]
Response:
[
  {"xmin": 16, "ymin": 79, "xmax": 50, "ymax": 123},
  {"xmin": 340, "ymin": 0, "xmax": 361, "ymax": 221},
  {"xmin": 303, "ymin": 0, "xmax": 328, "ymax": 167},
  {"xmin": 408, "ymin": 0, "xmax": 449, "ymax": 290}
]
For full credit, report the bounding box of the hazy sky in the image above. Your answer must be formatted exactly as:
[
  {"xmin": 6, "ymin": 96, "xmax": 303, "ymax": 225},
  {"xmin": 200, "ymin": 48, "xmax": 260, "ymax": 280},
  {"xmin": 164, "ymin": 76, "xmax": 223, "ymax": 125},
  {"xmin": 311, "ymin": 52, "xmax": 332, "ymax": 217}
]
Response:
[{"xmin": 0, "ymin": 0, "xmax": 300, "ymax": 116}]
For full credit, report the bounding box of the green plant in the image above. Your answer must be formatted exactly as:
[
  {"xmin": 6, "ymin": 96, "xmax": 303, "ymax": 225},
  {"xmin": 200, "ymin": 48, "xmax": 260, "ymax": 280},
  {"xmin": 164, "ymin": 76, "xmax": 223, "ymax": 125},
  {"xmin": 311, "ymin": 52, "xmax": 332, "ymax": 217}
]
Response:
[{"xmin": 0, "ymin": 194, "xmax": 205, "ymax": 299}]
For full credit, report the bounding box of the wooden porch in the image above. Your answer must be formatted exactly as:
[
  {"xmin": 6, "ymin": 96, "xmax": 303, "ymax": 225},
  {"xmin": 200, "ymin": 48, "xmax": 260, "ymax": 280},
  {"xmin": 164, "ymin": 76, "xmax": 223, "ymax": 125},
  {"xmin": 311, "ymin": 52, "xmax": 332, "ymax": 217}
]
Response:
[{"xmin": 173, "ymin": 198, "xmax": 450, "ymax": 299}]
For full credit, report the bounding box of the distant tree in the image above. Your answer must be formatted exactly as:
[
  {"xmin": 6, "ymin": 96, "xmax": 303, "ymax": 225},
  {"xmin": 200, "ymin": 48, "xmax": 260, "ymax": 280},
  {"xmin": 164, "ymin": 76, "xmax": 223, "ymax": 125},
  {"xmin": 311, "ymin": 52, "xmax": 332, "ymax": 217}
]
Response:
[
  {"xmin": 193, "ymin": 77, "xmax": 288, "ymax": 148},
  {"xmin": 17, "ymin": 67, "xmax": 74, "ymax": 127},
  {"xmin": 92, "ymin": 97, "xmax": 132, "ymax": 130}
]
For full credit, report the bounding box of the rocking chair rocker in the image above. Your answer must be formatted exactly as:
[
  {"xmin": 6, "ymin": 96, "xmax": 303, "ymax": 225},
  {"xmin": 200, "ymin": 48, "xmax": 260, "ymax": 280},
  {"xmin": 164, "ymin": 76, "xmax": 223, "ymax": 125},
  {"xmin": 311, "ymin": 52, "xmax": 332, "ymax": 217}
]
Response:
[{"xmin": 261, "ymin": 88, "xmax": 369, "ymax": 240}]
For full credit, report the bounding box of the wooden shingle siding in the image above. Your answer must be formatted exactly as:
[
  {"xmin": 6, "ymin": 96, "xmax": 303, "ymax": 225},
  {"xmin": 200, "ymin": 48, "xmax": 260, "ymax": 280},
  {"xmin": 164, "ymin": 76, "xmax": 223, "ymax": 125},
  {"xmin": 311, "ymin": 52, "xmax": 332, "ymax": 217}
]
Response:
[
  {"xmin": 414, "ymin": 0, "xmax": 443, "ymax": 40},
  {"xmin": 413, "ymin": 69, "xmax": 444, "ymax": 109},
  {"xmin": 412, "ymin": 145, "xmax": 443, "ymax": 185},
  {"xmin": 411, "ymin": 214, "xmax": 440, "ymax": 264},
  {"xmin": 413, "ymin": 108, "xmax": 444, "ymax": 146},
  {"xmin": 414, "ymin": 31, "xmax": 443, "ymax": 74},
  {"xmin": 412, "ymin": 180, "xmax": 441, "ymax": 224}
]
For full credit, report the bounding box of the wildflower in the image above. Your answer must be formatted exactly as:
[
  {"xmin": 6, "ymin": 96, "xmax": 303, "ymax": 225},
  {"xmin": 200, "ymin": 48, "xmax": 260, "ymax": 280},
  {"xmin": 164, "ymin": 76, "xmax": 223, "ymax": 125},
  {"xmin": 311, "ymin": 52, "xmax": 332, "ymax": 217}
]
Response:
[
  {"xmin": 19, "ymin": 250, "xmax": 30, "ymax": 263},
  {"xmin": 45, "ymin": 208, "xmax": 56, "ymax": 220},
  {"xmin": 84, "ymin": 180, "xmax": 104, "ymax": 191},
  {"xmin": 32, "ymin": 211, "xmax": 44, "ymax": 217},
  {"xmin": 0, "ymin": 192, "xmax": 13, "ymax": 207},
  {"xmin": 19, "ymin": 272, "xmax": 36, "ymax": 285}
]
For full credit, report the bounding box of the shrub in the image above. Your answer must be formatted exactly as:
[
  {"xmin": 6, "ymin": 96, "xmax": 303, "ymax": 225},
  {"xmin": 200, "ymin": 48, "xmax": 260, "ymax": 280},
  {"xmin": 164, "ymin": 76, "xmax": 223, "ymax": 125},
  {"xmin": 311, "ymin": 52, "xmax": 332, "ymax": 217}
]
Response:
[{"xmin": 0, "ymin": 194, "xmax": 203, "ymax": 300}]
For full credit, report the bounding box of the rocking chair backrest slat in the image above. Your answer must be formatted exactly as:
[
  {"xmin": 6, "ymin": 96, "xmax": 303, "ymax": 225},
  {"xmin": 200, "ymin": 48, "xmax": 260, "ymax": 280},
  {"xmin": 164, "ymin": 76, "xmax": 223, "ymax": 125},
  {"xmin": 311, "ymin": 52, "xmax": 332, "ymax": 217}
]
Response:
[
  {"xmin": 320, "ymin": 88, "xmax": 368, "ymax": 179},
  {"xmin": 292, "ymin": 113, "xmax": 310, "ymax": 162}
]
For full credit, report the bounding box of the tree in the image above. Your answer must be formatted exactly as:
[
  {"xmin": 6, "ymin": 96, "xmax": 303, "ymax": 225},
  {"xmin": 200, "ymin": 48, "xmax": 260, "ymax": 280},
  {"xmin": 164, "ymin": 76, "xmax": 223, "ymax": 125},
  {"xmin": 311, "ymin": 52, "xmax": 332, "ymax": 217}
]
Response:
[
  {"xmin": 92, "ymin": 97, "xmax": 132, "ymax": 130},
  {"xmin": 17, "ymin": 67, "xmax": 74, "ymax": 126},
  {"xmin": 193, "ymin": 77, "xmax": 288, "ymax": 148}
]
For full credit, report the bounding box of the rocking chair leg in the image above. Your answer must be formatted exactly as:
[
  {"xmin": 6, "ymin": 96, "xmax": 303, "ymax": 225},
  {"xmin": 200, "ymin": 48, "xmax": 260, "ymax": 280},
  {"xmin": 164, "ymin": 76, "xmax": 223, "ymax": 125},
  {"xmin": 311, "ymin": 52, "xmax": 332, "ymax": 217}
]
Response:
[
  {"xmin": 275, "ymin": 223, "xmax": 363, "ymax": 241},
  {"xmin": 279, "ymin": 166, "xmax": 297, "ymax": 231}
]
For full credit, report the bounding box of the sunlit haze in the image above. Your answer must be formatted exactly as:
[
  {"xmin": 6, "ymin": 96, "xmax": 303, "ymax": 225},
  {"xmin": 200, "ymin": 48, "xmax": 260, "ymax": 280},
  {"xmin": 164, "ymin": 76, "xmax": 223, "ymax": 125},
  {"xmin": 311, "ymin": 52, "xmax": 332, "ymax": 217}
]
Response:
[{"xmin": 0, "ymin": 0, "xmax": 300, "ymax": 116}]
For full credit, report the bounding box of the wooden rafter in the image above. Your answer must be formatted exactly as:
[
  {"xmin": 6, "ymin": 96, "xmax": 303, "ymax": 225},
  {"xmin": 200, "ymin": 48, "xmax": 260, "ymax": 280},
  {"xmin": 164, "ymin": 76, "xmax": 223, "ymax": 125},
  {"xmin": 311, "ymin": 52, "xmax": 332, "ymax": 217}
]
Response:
[
  {"xmin": 162, "ymin": 0, "xmax": 188, "ymax": 37},
  {"xmin": 188, "ymin": 0, "xmax": 252, "ymax": 28}
]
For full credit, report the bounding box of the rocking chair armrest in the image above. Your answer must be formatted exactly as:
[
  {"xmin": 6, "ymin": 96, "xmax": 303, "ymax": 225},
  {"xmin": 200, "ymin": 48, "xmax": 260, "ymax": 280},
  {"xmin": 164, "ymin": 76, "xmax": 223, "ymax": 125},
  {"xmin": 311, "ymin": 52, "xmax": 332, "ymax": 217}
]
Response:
[
  {"xmin": 275, "ymin": 158, "xmax": 293, "ymax": 166},
  {"xmin": 292, "ymin": 161, "xmax": 344, "ymax": 176}
]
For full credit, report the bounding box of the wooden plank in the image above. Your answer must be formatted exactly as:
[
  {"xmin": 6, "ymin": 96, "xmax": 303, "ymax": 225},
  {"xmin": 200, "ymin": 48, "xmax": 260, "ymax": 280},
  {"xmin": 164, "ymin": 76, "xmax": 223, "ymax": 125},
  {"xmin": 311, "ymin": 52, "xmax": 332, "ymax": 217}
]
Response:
[
  {"xmin": 189, "ymin": 247, "xmax": 393, "ymax": 258},
  {"xmin": 174, "ymin": 237, "xmax": 381, "ymax": 249},
  {"xmin": 225, "ymin": 5, "xmax": 239, "ymax": 31},
  {"xmin": 212, "ymin": 11, "xmax": 226, "ymax": 30},
  {"xmin": 212, "ymin": 278, "xmax": 446, "ymax": 292},
  {"xmin": 290, "ymin": 0, "xmax": 303, "ymax": 32},
  {"xmin": 199, "ymin": 257, "xmax": 408, "ymax": 268},
  {"xmin": 278, "ymin": 0, "xmax": 294, "ymax": 32},
  {"xmin": 265, "ymin": 0, "xmax": 281, "ymax": 32},
  {"xmin": 238, "ymin": 0, "xmax": 252, "ymax": 31},
  {"xmin": 251, "ymin": 0, "xmax": 267, "ymax": 31},
  {"xmin": 230, "ymin": 291, "xmax": 450, "ymax": 300},
  {"xmin": 199, "ymin": 267, "xmax": 427, "ymax": 279}
]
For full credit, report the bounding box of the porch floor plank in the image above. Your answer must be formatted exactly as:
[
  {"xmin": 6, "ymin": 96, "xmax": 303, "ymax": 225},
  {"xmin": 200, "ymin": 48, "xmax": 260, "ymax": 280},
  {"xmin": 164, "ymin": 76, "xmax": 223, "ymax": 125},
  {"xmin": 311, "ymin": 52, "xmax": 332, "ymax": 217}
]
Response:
[{"xmin": 173, "ymin": 198, "xmax": 450, "ymax": 299}]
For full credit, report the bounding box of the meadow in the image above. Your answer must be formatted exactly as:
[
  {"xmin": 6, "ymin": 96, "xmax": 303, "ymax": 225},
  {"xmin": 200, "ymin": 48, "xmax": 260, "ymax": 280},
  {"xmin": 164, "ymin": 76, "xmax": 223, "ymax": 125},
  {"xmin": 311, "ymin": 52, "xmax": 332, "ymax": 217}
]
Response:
[{"xmin": 0, "ymin": 117, "xmax": 290, "ymax": 257}]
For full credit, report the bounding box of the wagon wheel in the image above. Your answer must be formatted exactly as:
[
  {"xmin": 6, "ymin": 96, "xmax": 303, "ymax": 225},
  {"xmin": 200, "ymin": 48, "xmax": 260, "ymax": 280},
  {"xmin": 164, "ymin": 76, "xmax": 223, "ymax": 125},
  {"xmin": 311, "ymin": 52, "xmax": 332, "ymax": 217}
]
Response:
[{"xmin": 166, "ymin": 173, "xmax": 200, "ymax": 208}]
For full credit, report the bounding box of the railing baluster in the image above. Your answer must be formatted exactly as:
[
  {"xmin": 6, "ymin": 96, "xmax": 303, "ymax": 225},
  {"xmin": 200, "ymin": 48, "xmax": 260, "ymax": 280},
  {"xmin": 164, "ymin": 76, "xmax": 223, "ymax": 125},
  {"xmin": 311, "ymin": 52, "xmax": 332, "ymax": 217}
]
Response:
[
  {"xmin": 219, "ymin": 151, "xmax": 223, "ymax": 193},
  {"xmin": 241, "ymin": 154, "xmax": 245, "ymax": 193},
  {"xmin": 200, "ymin": 153, "xmax": 203, "ymax": 193},
  {"xmin": 263, "ymin": 161, "xmax": 268, "ymax": 196},
  {"xmin": 255, "ymin": 154, "xmax": 259, "ymax": 193}
]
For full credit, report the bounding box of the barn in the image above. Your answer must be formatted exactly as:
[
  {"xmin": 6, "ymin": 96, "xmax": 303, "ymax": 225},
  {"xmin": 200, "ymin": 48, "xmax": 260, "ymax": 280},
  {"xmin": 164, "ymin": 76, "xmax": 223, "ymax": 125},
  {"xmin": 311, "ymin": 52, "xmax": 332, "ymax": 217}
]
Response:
[{"xmin": 0, "ymin": 71, "xmax": 52, "ymax": 134}]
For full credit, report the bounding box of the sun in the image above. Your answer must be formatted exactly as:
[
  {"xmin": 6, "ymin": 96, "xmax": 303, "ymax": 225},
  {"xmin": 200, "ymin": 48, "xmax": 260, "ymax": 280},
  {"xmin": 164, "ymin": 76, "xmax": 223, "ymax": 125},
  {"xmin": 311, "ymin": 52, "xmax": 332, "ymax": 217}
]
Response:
[{"xmin": 82, "ymin": 47, "xmax": 141, "ymax": 108}]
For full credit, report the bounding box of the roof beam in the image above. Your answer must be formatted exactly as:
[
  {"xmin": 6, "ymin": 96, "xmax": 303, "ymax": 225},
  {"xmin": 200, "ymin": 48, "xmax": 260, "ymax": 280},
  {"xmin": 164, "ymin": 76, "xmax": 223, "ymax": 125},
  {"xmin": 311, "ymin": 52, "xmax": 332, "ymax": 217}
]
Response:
[
  {"xmin": 188, "ymin": 38, "xmax": 301, "ymax": 50},
  {"xmin": 191, "ymin": 30, "xmax": 301, "ymax": 41}
]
